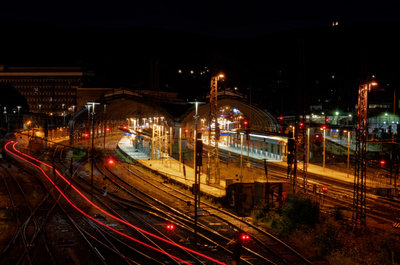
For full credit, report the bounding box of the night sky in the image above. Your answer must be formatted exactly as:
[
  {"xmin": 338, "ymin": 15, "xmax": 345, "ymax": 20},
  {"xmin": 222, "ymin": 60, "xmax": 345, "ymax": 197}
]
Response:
[
  {"xmin": 1, "ymin": 0, "xmax": 399, "ymax": 37},
  {"xmin": 1, "ymin": 1, "xmax": 400, "ymax": 115}
]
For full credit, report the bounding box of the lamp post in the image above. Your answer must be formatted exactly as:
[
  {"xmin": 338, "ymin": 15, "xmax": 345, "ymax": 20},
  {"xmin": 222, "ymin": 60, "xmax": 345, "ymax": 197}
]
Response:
[
  {"xmin": 87, "ymin": 101, "xmax": 100, "ymax": 201},
  {"xmin": 17, "ymin": 106, "xmax": 21, "ymax": 129},
  {"xmin": 335, "ymin": 111, "xmax": 340, "ymax": 125},
  {"xmin": 393, "ymin": 88, "xmax": 396, "ymax": 143},
  {"xmin": 62, "ymin": 103, "xmax": 66, "ymax": 125},
  {"xmin": 307, "ymin": 127, "xmax": 310, "ymax": 164},
  {"xmin": 240, "ymin": 133, "xmax": 244, "ymax": 182},
  {"xmin": 103, "ymin": 104, "xmax": 107, "ymax": 150},
  {"xmin": 322, "ymin": 126, "xmax": 326, "ymax": 170},
  {"xmin": 179, "ymin": 127, "xmax": 182, "ymax": 172},
  {"xmin": 189, "ymin": 100, "xmax": 204, "ymax": 243},
  {"xmin": 345, "ymin": 130, "xmax": 351, "ymax": 177}
]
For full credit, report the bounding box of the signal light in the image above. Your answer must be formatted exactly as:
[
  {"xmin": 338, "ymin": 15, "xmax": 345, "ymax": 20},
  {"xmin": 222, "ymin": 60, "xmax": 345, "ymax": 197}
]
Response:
[
  {"xmin": 322, "ymin": 186, "xmax": 328, "ymax": 193},
  {"xmin": 321, "ymin": 125, "xmax": 327, "ymax": 130},
  {"xmin": 325, "ymin": 117, "xmax": 329, "ymax": 123},
  {"xmin": 243, "ymin": 120, "xmax": 248, "ymax": 126},
  {"xmin": 279, "ymin": 116, "xmax": 283, "ymax": 121},
  {"xmin": 240, "ymin": 233, "xmax": 250, "ymax": 242},
  {"xmin": 106, "ymin": 127, "xmax": 110, "ymax": 132},
  {"xmin": 230, "ymin": 115, "xmax": 233, "ymax": 119},
  {"xmin": 107, "ymin": 158, "xmax": 115, "ymax": 165},
  {"xmin": 123, "ymin": 125, "xmax": 127, "ymax": 130},
  {"xmin": 184, "ymin": 129, "xmax": 189, "ymax": 133},
  {"xmin": 380, "ymin": 160, "xmax": 386, "ymax": 167},
  {"xmin": 299, "ymin": 122, "xmax": 304, "ymax": 129},
  {"xmin": 84, "ymin": 133, "xmax": 89, "ymax": 138},
  {"xmin": 166, "ymin": 223, "xmax": 175, "ymax": 231}
]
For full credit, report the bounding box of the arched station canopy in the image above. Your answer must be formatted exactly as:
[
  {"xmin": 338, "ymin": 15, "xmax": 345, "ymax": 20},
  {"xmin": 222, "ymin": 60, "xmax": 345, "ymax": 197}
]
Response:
[
  {"xmin": 69, "ymin": 88, "xmax": 175, "ymax": 129},
  {"xmin": 180, "ymin": 96, "xmax": 278, "ymax": 132}
]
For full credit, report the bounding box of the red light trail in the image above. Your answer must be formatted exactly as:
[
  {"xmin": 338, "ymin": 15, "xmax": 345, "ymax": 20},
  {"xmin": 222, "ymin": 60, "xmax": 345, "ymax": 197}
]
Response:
[{"xmin": 5, "ymin": 141, "xmax": 226, "ymax": 265}]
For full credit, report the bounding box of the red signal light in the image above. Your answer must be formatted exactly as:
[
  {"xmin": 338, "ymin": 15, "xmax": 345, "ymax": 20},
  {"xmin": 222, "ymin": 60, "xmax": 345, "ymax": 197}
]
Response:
[
  {"xmin": 325, "ymin": 117, "xmax": 329, "ymax": 123},
  {"xmin": 106, "ymin": 127, "xmax": 110, "ymax": 132},
  {"xmin": 108, "ymin": 158, "xmax": 115, "ymax": 165},
  {"xmin": 243, "ymin": 120, "xmax": 248, "ymax": 126},
  {"xmin": 299, "ymin": 122, "xmax": 304, "ymax": 128},
  {"xmin": 84, "ymin": 133, "xmax": 89, "ymax": 138},
  {"xmin": 321, "ymin": 125, "xmax": 327, "ymax": 130},
  {"xmin": 380, "ymin": 160, "xmax": 386, "ymax": 167},
  {"xmin": 166, "ymin": 224, "xmax": 175, "ymax": 231},
  {"xmin": 184, "ymin": 129, "xmax": 189, "ymax": 133},
  {"xmin": 123, "ymin": 125, "xmax": 127, "ymax": 130},
  {"xmin": 322, "ymin": 186, "xmax": 328, "ymax": 192},
  {"xmin": 240, "ymin": 233, "xmax": 250, "ymax": 242},
  {"xmin": 230, "ymin": 115, "xmax": 233, "ymax": 119},
  {"xmin": 279, "ymin": 116, "xmax": 283, "ymax": 121}
]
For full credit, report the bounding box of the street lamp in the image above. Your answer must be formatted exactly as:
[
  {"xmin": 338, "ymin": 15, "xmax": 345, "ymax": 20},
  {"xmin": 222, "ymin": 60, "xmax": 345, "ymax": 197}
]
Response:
[
  {"xmin": 335, "ymin": 111, "xmax": 340, "ymax": 125},
  {"xmin": 321, "ymin": 125, "xmax": 327, "ymax": 170},
  {"xmin": 189, "ymin": 99, "xmax": 205, "ymax": 243},
  {"xmin": 16, "ymin": 106, "xmax": 21, "ymax": 128},
  {"xmin": 87, "ymin": 101, "xmax": 100, "ymax": 201},
  {"xmin": 62, "ymin": 103, "xmax": 66, "ymax": 125},
  {"xmin": 103, "ymin": 104, "xmax": 107, "ymax": 150},
  {"xmin": 306, "ymin": 127, "xmax": 310, "ymax": 164},
  {"xmin": 344, "ymin": 130, "xmax": 351, "ymax": 177},
  {"xmin": 240, "ymin": 133, "xmax": 244, "ymax": 182}
]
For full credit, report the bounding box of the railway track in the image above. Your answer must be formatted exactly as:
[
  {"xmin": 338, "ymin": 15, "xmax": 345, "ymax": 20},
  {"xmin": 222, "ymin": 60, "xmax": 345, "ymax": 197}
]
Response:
[
  {"xmin": 2, "ymin": 142, "xmax": 124, "ymax": 265},
  {"xmin": 5, "ymin": 141, "xmax": 230, "ymax": 264},
  {"xmin": 0, "ymin": 159, "xmax": 57, "ymax": 265},
  {"xmin": 96, "ymin": 154, "xmax": 312, "ymax": 265},
  {"xmin": 218, "ymin": 148, "xmax": 400, "ymax": 228}
]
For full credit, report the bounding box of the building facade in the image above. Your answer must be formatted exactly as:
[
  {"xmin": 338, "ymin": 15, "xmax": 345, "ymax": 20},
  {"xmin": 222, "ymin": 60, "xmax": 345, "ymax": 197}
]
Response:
[{"xmin": 0, "ymin": 66, "xmax": 90, "ymax": 115}]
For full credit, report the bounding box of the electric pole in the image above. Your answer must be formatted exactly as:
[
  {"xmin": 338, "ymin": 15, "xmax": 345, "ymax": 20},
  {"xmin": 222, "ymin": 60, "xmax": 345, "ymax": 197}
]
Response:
[
  {"xmin": 353, "ymin": 80, "xmax": 378, "ymax": 229},
  {"xmin": 207, "ymin": 74, "xmax": 224, "ymax": 185}
]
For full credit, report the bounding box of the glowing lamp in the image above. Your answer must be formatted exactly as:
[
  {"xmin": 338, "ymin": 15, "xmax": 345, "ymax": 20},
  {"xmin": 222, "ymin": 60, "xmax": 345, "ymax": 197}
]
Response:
[
  {"xmin": 166, "ymin": 224, "xmax": 175, "ymax": 231},
  {"xmin": 240, "ymin": 233, "xmax": 250, "ymax": 242}
]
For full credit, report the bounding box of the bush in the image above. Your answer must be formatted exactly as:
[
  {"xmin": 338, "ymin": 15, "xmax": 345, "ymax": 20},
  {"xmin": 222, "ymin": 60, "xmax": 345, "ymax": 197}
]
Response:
[
  {"xmin": 314, "ymin": 220, "xmax": 342, "ymax": 256},
  {"xmin": 254, "ymin": 195, "xmax": 320, "ymax": 236},
  {"xmin": 281, "ymin": 195, "xmax": 320, "ymax": 230}
]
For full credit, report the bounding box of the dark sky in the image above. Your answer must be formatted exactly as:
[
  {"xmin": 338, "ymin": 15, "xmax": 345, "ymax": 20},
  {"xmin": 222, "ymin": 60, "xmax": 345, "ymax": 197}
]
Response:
[{"xmin": 1, "ymin": 0, "xmax": 399, "ymax": 37}]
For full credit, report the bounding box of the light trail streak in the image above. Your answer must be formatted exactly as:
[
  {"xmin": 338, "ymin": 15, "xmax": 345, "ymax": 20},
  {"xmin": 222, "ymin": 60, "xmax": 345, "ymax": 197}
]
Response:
[{"xmin": 5, "ymin": 141, "xmax": 227, "ymax": 265}]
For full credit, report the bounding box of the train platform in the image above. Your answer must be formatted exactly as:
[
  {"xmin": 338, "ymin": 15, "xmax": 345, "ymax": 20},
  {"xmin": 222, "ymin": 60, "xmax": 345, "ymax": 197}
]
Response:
[
  {"xmin": 117, "ymin": 136, "xmax": 226, "ymax": 198},
  {"xmin": 218, "ymin": 143, "xmax": 391, "ymax": 189},
  {"xmin": 118, "ymin": 135, "xmax": 391, "ymax": 200}
]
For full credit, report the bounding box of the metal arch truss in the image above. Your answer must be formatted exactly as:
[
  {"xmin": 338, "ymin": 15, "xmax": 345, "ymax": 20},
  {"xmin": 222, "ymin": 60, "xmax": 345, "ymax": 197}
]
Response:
[
  {"xmin": 207, "ymin": 76, "xmax": 220, "ymax": 185},
  {"xmin": 353, "ymin": 83, "xmax": 369, "ymax": 228}
]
